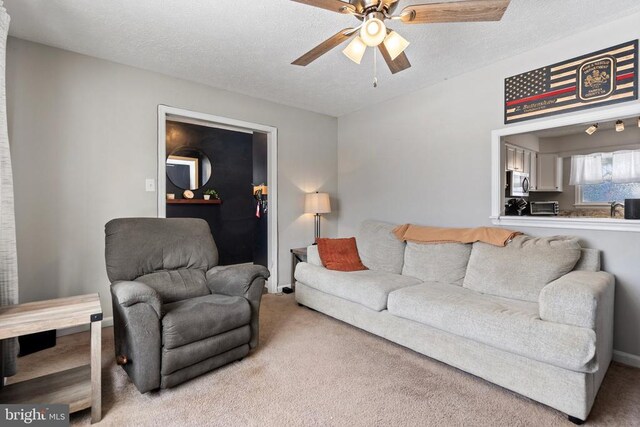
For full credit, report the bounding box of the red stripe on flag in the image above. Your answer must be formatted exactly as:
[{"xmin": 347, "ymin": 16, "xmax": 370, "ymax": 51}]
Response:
[
  {"xmin": 616, "ymin": 72, "xmax": 635, "ymax": 81},
  {"xmin": 506, "ymin": 86, "xmax": 576, "ymax": 107}
]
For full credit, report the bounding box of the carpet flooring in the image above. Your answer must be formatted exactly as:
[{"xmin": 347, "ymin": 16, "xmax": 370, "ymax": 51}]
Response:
[{"xmin": 9, "ymin": 294, "xmax": 640, "ymax": 426}]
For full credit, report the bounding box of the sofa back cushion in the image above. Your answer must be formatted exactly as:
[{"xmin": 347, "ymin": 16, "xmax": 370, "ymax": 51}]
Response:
[
  {"xmin": 463, "ymin": 235, "xmax": 582, "ymax": 302},
  {"xmin": 356, "ymin": 220, "xmax": 406, "ymax": 274},
  {"xmin": 573, "ymin": 248, "xmax": 601, "ymax": 272},
  {"xmin": 306, "ymin": 245, "xmax": 323, "ymax": 266},
  {"xmin": 402, "ymin": 242, "xmax": 472, "ymax": 285}
]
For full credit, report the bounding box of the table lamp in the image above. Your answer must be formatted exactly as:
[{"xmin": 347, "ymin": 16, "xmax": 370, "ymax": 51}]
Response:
[{"xmin": 305, "ymin": 192, "xmax": 331, "ymax": 242}]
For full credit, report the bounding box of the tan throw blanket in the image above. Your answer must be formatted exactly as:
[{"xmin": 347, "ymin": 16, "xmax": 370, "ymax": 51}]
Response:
[{"xmin": 393, "ymin": 224, "xmax": 521, "ymax": 247}]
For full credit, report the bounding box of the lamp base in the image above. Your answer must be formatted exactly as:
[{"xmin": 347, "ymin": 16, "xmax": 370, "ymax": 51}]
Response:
[{"xmin": 314, "ymin": 213, "xmax": 321, "ymax": 242}]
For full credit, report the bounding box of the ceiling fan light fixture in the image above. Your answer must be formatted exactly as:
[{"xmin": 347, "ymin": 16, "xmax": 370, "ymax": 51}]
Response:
[
  {"xmin": 360, "ymin": 17, "xmax": 387, "ymax": 47},
  {"xmin": 343, "ymin": 36, "xmax": 367, "ymax": 64},
  {"xmin": 383, "ymin": 31, "xmax": 410, "ymax": 61}
]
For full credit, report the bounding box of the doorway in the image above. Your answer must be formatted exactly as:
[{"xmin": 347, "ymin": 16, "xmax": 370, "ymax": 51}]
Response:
[{"xmin": 157, "ymin": 105, "xmax": 278, "ymax": 292}]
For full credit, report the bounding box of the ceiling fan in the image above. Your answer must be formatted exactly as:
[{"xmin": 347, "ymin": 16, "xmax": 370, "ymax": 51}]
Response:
[{"xmin": 291, "ymin": 0, "xmax": 511, "ymax": 75}]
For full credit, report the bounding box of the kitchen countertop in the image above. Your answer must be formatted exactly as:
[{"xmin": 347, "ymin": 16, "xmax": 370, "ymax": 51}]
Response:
[{"xmin": 558, "ymin": 209, "xmax": 622, "ymax": 219}]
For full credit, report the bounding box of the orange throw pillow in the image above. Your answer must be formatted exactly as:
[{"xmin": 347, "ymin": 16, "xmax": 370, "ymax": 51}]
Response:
[{"xmin": 316, "ymin": 238, "xmax": 368, "ymax": 272}]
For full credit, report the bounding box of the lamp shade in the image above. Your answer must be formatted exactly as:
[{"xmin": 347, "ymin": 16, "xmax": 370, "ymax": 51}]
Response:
[
  {"xmin": 305, "ymin": 192, "xmax": 331, "ymax": 214},
  {"xmin": 343, "ymin": 36, "xmax": 367, "ymax": 64},
  {"xmin": 383, "ymin": 31, "xmax": 410, "ymax": 61},
  {"xmin": 360, "ymin": 17, "xmax": 386, "ymax": 47}
]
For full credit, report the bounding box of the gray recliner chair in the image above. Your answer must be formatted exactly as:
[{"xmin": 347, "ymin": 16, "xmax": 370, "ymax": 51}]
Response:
[{"xmin": 105, "ymin": 217, "xmax": 269, "ymax": 393}]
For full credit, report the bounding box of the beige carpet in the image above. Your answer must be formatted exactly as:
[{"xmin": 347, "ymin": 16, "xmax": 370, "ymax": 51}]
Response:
[{"xmin": 9, "ymin": 294, "xmax": 640, "ymax": 426}]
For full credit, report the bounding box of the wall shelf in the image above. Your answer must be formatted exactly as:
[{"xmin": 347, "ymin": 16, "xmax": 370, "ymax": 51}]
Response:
[{"xmin": 167, "ymin": 199, "xmax": 222, "ymax": 205}]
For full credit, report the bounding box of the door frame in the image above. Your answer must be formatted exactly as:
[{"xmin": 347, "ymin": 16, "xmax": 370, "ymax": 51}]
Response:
[{"xmin": 157, "ymin": 105, "xmax": 279, "ymax": 292}]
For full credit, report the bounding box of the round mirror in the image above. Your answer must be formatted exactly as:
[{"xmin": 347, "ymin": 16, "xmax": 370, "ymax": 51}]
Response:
[{"xmin": 166, "ymin": 147, "xmax": 212, "ymax": 190}]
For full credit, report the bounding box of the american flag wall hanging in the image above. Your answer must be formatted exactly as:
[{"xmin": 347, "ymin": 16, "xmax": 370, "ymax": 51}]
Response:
[{"xmin": 504, "ymin": 40, "xmax": 638, "ymax": 124}]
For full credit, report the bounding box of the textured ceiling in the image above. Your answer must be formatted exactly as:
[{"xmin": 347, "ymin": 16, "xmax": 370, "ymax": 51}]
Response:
[{"xmin": 5, "ymin": 0, "xmax": 640, "ymax": 117}]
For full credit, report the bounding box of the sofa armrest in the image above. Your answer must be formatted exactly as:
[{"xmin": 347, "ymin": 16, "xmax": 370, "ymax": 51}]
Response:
[
  {"xmin": 206, "ymin": 265, "xmax": 270, "ymax": 349},
  {"xmin": 110, "ymin": 281, "xmax": 162, "ymax": 393},
  {"xmin": 539, "ymin": 271, "xmax": 614, "ymax": 329},
  {"xmin": 111, "ymin": 280, "xmax": 161, "ymax": 318}
]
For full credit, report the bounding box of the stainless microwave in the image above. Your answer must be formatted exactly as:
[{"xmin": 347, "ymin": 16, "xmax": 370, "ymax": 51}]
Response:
[
  {"xmin": 530, "ymin": 201, "xmax": 559, "ymax": 215},
  {"xmin": 507, "ymin": 171, "xmax": 529, "ymax": 197}
]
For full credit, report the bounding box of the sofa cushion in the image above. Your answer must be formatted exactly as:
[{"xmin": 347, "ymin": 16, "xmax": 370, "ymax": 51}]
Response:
[
  {"xmin": 294, "ymin": 262, "xmax": 421, "ymax": 311},
  {"xmin": 387, "ymin": 282, "xmax": 596, "ymax": 372},
  {"xmin": 317, "ymin": 238, "xmax": 367, "ymax": 271},
  {"xmin": 356, "ymin": 220, "xmax": 406, "ymax": 274},
  {"xmin": 463, "ymin": 235, "xmax": 582, "ymax": 302},
  {"xmin": 162, "ymin": 294, "xmax": 251, "ymax": 349},
  {"xmin": 402, "ymin": 242, "xmax": 472, "ymax": 285}
]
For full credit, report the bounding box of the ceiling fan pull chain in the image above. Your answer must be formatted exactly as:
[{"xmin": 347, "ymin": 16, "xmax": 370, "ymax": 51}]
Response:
[{"xmin": 373, "ymin": 48, "xmax": 378, "ymax": 88}]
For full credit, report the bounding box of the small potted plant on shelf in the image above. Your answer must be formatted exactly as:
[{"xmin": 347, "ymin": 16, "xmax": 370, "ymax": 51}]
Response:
[{"xmin": 203, "ymin": 189, "xmax": 219, "ymax": 201}]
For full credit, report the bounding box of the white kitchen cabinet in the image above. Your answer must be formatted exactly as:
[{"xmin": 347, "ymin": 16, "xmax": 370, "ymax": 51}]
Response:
[
  {"xmin": 505, "ymin": 146, "xmax": 516, "ymax": 171},
  {"xmin": 529, "ymin": 152, "xmax": 537, "ymax": 190},
  {"xmin": 533, "ymin": 153, "xmax": 563, "ymax": 192},
  {"xmin": 505, "ymin": 144, "xmax": 529, "ymax": 173},
  {"xmin": 514, "ymin": 148, "xmax": 525, "ymax": 172},
  {"xmin": 522, "ymin": 150, "xmax": 532, "ymax": 175}
]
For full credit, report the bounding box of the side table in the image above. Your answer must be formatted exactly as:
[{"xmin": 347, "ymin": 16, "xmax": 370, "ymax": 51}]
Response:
[
  {"xmin": 0, "ymin": 294, "xmax": 103, "ymax": 423},
  {"xmin": 284, "ymin": 247, "xmax": 308, "ymax": 293}
]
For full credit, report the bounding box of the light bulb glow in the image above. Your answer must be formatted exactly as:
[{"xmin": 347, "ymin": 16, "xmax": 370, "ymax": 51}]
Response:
[
  {"xmin": 343, "ymin": 37, "xmax": 367, "ymax": 64},
  {"xmin": 366, "ymin": 21, "xmax": 380, "ymax": 36},
  {"xmin": 360, "ymin": 18, "xmax": 386, "ymax": 47},
  {"xmin": 383, "ymin": 31, "xmax": 410, "ymax": 61}
]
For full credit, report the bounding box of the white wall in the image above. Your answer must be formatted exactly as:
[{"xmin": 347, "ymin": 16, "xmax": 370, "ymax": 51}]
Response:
[
  {"xmin": 6, "ymin": 38, "xmax": 338, "ymax": 317},
  {"xmin": 338, "ymin": 12, "xmax": 640, "ymax": 359}
]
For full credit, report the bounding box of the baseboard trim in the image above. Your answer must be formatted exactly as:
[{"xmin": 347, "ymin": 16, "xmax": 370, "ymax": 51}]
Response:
[
  {"xmin": 613, "ymin": 350, "xmax": 640, "ymax": 368},
  {"xmin": 56, "ymin": 316, "xmax": 114, "ymax": 337}
]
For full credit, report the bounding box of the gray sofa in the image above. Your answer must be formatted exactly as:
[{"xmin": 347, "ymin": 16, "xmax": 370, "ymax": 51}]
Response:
[
  {"xmin": 295, "ymin": 220, "xmax": 614, "ymax": 423},
  {"xmin": 105, "ymin": 218, "xmax": 269, "ymax": 393}
]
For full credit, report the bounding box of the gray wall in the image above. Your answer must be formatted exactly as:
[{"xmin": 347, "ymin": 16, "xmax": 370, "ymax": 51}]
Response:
[
  {"xmin": 337, "ymin": 12, "xmax": 640, "ymax": 358},
  {"xmin": 6, "ymin": 37, "xmax": 338, "ymax": 317}
]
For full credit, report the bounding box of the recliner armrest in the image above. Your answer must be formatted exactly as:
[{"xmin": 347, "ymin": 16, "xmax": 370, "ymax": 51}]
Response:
[
  {"xmin": 110, "ymin": 280, "xmax": 163, "ymax": 393},
  {"xmin": 206, "ymin": 265, "xmax": 270, "ymax": 349},
  {"xmin": 111, "ymin": 280, "xmax": 162, "ymax": 318},
  {"xmin": 539, "ymin": 271, "xmax": 614, "ymax": 329},
  {"xmin": 206, "ymin": 265, "xmax": 270, "ymax": 297}
]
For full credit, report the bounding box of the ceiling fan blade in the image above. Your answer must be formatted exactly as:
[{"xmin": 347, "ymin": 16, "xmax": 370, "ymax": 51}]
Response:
[
  {"xmin": 290, "ymin": 0, "xmax": 355, "ymax": 14},
  {"xmin": 401, "ymin": 0, "xmax": 510, "ymax": 24},
  {"xmin": 378, "ymin": 44, "xmax": 411, "ymax": 74},
  {"xmin": 292, "ymin": 28, "xmax": 357, "ymax": 66}
]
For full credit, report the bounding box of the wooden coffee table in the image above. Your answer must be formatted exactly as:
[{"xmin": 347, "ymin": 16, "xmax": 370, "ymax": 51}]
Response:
[{"xmin": 0, "ymin": 294, "xmax": 103, "ymax": 423}]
